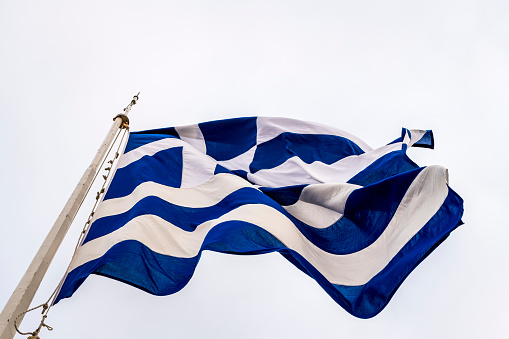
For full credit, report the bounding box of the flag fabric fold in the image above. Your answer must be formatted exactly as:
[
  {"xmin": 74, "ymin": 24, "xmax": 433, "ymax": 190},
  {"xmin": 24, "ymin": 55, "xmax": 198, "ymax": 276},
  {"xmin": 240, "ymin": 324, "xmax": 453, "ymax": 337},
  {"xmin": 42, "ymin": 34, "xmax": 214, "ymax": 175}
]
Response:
[{"xmin": 55, "ymin": 117, "xmax": 463, "ymax": 318}]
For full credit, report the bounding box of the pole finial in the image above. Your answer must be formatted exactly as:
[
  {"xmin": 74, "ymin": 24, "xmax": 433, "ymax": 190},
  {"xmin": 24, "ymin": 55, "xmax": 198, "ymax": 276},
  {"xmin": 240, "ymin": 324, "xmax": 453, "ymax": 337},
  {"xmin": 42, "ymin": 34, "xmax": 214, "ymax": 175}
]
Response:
[{"xmin": 123, "ymin": 92, "xmax": 140, "ymax": 115}]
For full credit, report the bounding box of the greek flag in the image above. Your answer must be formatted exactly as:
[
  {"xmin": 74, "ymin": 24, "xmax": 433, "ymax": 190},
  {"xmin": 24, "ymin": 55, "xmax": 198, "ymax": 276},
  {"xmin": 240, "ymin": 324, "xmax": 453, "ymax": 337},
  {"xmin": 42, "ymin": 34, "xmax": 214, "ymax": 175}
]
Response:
[{"xmin": 55, "ymin": 117, "xmax": 463, "ymax": 318}]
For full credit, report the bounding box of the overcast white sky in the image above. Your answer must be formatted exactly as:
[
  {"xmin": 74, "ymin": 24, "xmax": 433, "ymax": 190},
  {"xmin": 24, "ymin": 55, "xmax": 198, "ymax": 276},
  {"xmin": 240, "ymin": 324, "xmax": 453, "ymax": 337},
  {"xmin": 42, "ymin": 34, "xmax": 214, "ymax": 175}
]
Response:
[{"xmin": 1, "ymin": 1, "xmax": 508, "ymax": 338}]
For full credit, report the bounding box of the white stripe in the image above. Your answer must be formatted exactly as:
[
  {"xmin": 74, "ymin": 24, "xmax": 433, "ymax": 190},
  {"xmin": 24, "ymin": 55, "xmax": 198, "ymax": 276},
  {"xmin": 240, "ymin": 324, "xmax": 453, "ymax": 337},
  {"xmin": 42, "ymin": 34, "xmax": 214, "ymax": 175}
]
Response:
[
  {"xmin": 403, "ymin": 130, "xmax": 411, "ymax": 145},
  {"xmin": 248, "ymin": 143, "xmax": 403, "ymax": 187},
  {"xmin": 181, "ymin": 144, "xmax": 217, "ymax": 188},
  {"xmin": 93, "ymin": 173, "xmax": 253, "ymax": 221},
  {"xmin": 217, "ymin": 146, "xmax": 256, "ymax": 172},
  {"xmin": 283, "ymin": 182, "xmax": 361, "ymax": 228},
  {"xmin": 300, "ymin": 182, "xmax": 361, "ymax": 213},
  {"xmin": 70, "ymin": 166, "xmax": 449, "ymax": 286},
  {"xmin": 172, "ymin": 127, "xmax": 218, "ymax": 187},
  {"xmin": 283, "ymin": 201, "xmax": 343, "ymax": 228},
  {"xmin": 256, "ymin": 117, "xmax": 373, "ymax": 152},
  {"xmin": 174, "ymin": 124, "xmax": 207, "ymax": 154},
  {"xmin": 118, "ymin": 138, "xmax": 182, "ymax": 169}
]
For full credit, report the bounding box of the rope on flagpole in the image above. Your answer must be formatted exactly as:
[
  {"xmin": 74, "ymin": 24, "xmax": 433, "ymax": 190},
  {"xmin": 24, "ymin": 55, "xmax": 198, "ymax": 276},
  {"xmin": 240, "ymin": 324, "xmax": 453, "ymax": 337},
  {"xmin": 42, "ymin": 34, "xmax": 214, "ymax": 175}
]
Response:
[
  {"xmin": 13, "ymin": 302, "xmax": 52, "ymax": 339},
  {"xmin": 72, "ymin": 125, "xmax": 130, "ymax": 254},
  {"xmin": 11, "ymin": 93, "xmax": 137, "ymax": 339}
]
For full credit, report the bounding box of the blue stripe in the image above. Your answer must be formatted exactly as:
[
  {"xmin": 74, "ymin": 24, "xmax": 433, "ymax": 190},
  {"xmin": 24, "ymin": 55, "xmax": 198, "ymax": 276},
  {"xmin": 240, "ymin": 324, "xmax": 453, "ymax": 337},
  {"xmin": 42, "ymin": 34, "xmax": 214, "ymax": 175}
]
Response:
[
  {"xmin": 56, "ymin": 241, "xmax": 201, "ymax": 301},
  {"xmin": 104, "ymin": 147, "xmax": 183, "ymax": 200},
  {"xmin": 125, "ymin": 129, "xmax": 179, "ymax": 153},
  {"xmin": 213, "ymin": 165, "xmax": 251, "ymax": 182},
  {"xmin": 231, "ymin": 170, "xmax": 249, "ymax": 180},
  {"xmin": 199, "ymin": 117, "xmax": 257, "ymax": 161},
  {"xmin": 259, "ymin": 185, "xmax": 306, "ymax": 206},
  {"xmin": 202, "ymin": 220, "xmax": 285, "ymax": 254},
  {"xmin": 348, "ymin": 150, "xmax": 419, "ymax": 186},
  {"xmin": 214, "ymin": 164, "xmax": 231, "ymax": 175},
  {"xmin": 250, "ymin": 133, "xmax": 365, "ymax": 173},
  {"xmin": 57, "ymin": 222, "xmax": 286, "ymax": 303}
]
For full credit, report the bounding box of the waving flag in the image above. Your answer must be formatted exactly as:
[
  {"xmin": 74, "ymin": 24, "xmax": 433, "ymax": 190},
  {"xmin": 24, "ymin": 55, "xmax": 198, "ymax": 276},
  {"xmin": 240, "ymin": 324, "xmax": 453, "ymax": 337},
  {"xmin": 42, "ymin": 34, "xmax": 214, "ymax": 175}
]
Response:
[{"xmin": 55, "ymin": 117, "xmax": 463, "ymax": 318}]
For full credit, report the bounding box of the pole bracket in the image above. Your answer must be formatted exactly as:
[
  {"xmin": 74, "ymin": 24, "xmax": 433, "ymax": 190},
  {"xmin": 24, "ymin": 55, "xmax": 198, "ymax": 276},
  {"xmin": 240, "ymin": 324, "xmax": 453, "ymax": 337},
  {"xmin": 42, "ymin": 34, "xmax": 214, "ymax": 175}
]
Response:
[{"xmin": 113, "ymin": 113, "xmax": 130, "ymax": 129}]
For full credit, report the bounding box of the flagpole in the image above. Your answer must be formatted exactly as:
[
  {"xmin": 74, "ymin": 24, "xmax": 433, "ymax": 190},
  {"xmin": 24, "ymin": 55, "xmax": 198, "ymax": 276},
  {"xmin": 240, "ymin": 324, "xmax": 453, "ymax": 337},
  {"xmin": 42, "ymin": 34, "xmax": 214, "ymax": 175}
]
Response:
[{"xmin": 0, "ymin": 93, "xmax": 138, "ymax": 339}]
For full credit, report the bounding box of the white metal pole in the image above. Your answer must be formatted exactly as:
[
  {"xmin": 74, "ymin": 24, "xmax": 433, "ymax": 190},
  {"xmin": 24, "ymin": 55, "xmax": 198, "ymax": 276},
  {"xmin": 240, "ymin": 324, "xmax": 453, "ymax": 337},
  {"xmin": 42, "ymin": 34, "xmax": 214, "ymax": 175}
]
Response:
[{"xmin": 0, "ymin": 94, "xmax": 138, "ymax": 339}]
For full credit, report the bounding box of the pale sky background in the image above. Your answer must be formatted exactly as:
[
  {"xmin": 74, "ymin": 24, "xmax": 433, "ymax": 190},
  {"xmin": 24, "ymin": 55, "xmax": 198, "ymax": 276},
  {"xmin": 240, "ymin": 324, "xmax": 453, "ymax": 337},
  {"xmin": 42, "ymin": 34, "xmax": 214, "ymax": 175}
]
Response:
[{"xmin": 1, "ymin": 1, "xmax": 508, "ymax": 338}]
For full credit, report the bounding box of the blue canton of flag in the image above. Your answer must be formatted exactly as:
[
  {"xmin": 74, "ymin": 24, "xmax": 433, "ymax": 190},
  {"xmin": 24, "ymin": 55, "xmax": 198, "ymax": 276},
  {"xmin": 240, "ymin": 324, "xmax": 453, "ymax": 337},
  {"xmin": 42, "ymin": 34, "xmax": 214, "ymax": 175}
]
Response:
[{"xmin": 55, "ymin": 117, "xmax": 463, "ymax": 318}]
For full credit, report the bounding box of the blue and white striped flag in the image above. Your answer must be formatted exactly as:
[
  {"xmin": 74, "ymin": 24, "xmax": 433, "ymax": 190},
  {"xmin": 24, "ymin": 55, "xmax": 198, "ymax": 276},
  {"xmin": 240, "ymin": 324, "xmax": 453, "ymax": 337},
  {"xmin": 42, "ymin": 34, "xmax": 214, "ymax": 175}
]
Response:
[{"xmin": 55, "ymin": 117, "xmax": 463, "ymax": 318}]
